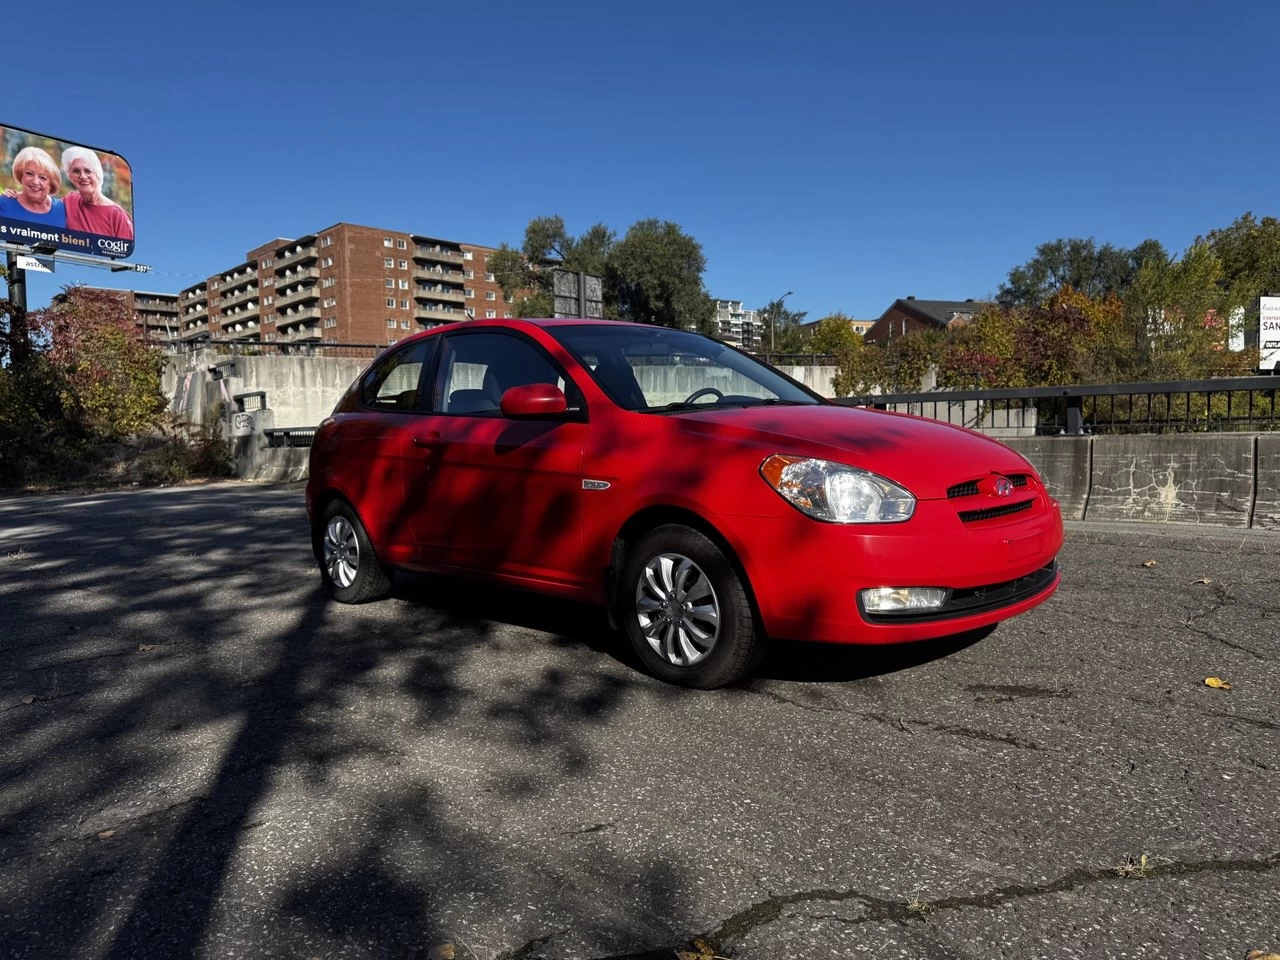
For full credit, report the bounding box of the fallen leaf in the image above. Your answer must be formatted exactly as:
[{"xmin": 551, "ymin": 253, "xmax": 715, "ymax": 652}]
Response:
[
  {"xmin": 138, "ymin": 644, "xmax": 156, "ymax": 653},
  {"xmin": 427, "ymin": 945, "xmax": 455, "ymax": 960},
  {"xmin": 1142, "ymin": 560, "xmax": 1158, "ymax": 568},
  {"xmin": 1205, "ymin": 676, "xmax": 1233, "ymax": 691},
  {"xmin": 1246, "ymin": 952, "xmax": 1280, "ymax": 960},
  {"xmin": 22, "ymin": 696, "xmax": 34, "ymax": 705},
  {"xmin": 97, "ymin": 830, "xmax": 115, "ymax": 840},
  {"xmin": 1191, "ymin": 577, "xmax": 1212, "ymax": 584}
]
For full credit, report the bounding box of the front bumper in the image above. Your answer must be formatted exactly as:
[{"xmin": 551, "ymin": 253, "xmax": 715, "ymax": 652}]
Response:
[{"xmin": 719, "ymin": 494, "xmax": 1064, "ymax": 645}]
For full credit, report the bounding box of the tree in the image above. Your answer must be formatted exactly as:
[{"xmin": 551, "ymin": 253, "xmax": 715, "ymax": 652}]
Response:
[
  {"xmin": 1203, "ymin": 212, "xmax": 1280, "ymax": 340},
  {"xmin": 608, "ymin": 219, "xmax": 714, "ymax": 332},
  {"xmin": 38, "ymin": 287, "xmax": 168, "ymax": 439},
  {"xmin": 998, "ymin": 237, "xmax": 1167, "ymax": 307},
  {"xmin": 806, "ymin": 313, "xmax": 863, "ymax": 355},
  {"xmin": 759, "ymin": 298, "xmax": 807, "ymax": 353},
  {"xmin": 490, "ymin": 215, "xmax": 618, "ymax": 318}
]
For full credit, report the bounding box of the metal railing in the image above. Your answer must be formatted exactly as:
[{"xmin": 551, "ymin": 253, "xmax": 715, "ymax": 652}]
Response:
[
  {"xmin": 837, "ymin": 377, "xmax": 1280, "ymax": 435},
  {"xmin": 264, "ymin": 427, "xmax": 317, "ymax": 448},
  {"xmin": 756, "ymin": 353, "xmax": 838, "ymax": 366},
  {"xmin": 164, "ymin": 340, "xmax": 386, "ymax": 359}
]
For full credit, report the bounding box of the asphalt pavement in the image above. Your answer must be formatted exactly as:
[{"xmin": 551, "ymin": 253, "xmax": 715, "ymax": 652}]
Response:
[{"xmin": 0, "ymin": 482, "xmax": 1277, "ymax": 960}]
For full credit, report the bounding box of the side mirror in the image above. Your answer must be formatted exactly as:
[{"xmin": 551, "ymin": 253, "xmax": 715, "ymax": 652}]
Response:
[{"xmin": 500, "ymin": 383, "xmax": 568, "ymax": 419}]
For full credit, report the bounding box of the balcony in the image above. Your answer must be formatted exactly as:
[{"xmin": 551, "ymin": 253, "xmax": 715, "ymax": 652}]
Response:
[
  {"xmin": 413, "ymin": 245, "xmax": 464, "ymax": 265},
  {"xmin": 283, "ymin": 327, "xmax": 322, "ymax": 342},
  {"xmin": 184, "ymin": 302, "xmax": 207, "ymax": 316},
  {"xmin": 415, "ymin": 285, "xmax": 466, "ymax": 304},
  {"xmin": 181, "ymin": 320, "xmax": 209, "ymax": 340},
  {"xmin": 136, "ymin": 298, "xmax": 178, "ymax": 313},
  {"xmin": 275, "ymin": 284, "xmax": 320, "ymax": 308},
  {"xmin": 277, "ymin": 306, "xmax": 322, "ymax": 327},
  {"xmin": 414, "ymin": 266, "xmax": 465, "ymax": 283},
  {"xmin": 275, "ymin": 266, "xmax": 320, "ymax": 285},
  {"xmin": 219, "ymin": 316, "xmax": 260, "ymax": 336},
  {"xmin": 220, "ymin": 285, "xmax": 258, "ymax": 310},
  {"xmin": 275, "ymin": 245, "xmax": 318, "ymax": 269},
  {"xmin": 415, "ymin": 306, "xmax": 466, "ymax": 324}
]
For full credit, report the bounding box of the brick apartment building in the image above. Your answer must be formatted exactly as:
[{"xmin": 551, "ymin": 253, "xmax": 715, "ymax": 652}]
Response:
[
  {"xmin": 57, "ymin": 288, "xmax": 182, "ymax": 342},
  {"xmin": 84, "ymin": 222, "xmax": 511, "ymax": 348}
]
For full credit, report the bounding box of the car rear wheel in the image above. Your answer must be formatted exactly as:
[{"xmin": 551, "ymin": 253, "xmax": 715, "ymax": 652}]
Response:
[
  {"xmin": 618, "ymin": 524, "xmax": 766, "ymax": 689},
  {"xmin": 317, "ymin": 500, "xmax": 391, "ymax": 603}
]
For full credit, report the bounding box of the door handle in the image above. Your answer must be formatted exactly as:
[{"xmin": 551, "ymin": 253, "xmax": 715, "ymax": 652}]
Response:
[{"xmin": 412, "ymin": 433, "xmax": 444, "ymax": 449}]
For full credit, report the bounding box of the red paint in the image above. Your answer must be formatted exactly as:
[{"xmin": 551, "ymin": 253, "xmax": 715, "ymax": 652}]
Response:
[{"xmin": 307, "ymin": 319, "xmax": 1063, "ymax": 645}]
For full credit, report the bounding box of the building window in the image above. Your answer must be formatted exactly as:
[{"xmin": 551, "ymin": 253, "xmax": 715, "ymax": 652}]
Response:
[
  {"xmin": 323, "ymin": 256, "xmax": 334, "ymax": 267},
  {"xmin": 465, "ymin": 308, "xmax": 475, "ymax": 318},
  {"xmin": 323, "ymin": 277, "xmax": 336, "ymax": 288},
  {"xmin": 485, "ymin": 309, "xmax": 496, "ymax": 319},
  {"xmin": 266, "ymin": 333, "xmax": 276, "ymax": 342},
  {"xmin": 400, "ymin": 300, "xmax": 410, "ymax": 309},
  {"xmin": 384, "ymin": 257, "xmax": 394, "ymax": 268},
  {"xmin": 265, "ymin": 296, "xmax": 273, "ymax": 305},
  {"xmin": 400, "ymin": 319, "xmax": 410, "ymax": 329},
  {"xmin": 325, "ymin": 317, "xmax": 337, "ymax": 329},
  {"xmin": 485, "ymin": 291, "xmax": 496, "ymax": 301},
  {"xmin": 462, "ymin": 251, "xmax": 473, "ymax": 260},
  {"xmin": 398, "ymin": 260, "xmax": 407, "ymax": 270},
  {"xmin": 383, "ymin": 238, "xmax": 393, "ymax": 247},
  {"xmin": 503, "ymin": 312, "xmax": 512, "ymax": 318},
  {"xmin": 387, "ymin": 318, "xmax": 397, "ymax": 328},
  {"xmin": 386, "ymin": 298, "xmax": 396, "ymax": 307},
  {"xmin": 397, "ymin": 239, "xmax": 407, "ymax": 249},
  {"xmin": 485, "ymin": 272, "xmax": 495, "ymax": 282},
  {"xmin": 464, "ymin": 269, "xmax": 474, "ymax": 279},
  {"xmin": 399, "ymin": 279, "xmax": 409, "ymax": 290},
  {"xmin": 465, "ymin": 288, "xmax": 475, "ymax": 298},
  {"xmin": 324, "ymin": 297, "xmax": 337, "ymax": 308}
]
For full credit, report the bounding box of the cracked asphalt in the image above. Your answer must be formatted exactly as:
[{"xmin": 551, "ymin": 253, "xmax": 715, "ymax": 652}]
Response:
[{"xmin": 1, "ymin": 482, "xmax": 1278, "ymax": 960}]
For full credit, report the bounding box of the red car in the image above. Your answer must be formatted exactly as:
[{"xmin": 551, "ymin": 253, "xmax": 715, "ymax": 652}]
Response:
[{"xmin": 306, "ymin": 319, "xmax": 1063, "ymax": 688}]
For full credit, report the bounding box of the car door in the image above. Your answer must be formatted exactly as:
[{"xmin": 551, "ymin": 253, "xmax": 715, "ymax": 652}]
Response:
[
  {"xmin": 324, "ymin": 336, "xmax": 436, "ymax": 566},
  {"xmin": 401, "ymin": 328, "xmax": 590, "ymax": 589}
]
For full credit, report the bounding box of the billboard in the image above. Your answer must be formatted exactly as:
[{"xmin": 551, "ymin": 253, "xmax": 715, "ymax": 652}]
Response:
[
  {"xmin": 1261, "ymin": 296, "xmax": 1280, "ymax": 372},
  {"xmin": 0, "ymin": 124, "xmax": 134, "ymax": 260}
]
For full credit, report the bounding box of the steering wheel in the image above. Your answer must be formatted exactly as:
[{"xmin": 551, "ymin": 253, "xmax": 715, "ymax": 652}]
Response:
[{"xmin": 683, "ymin": 387, "xmax": 724, "ymax": 405}]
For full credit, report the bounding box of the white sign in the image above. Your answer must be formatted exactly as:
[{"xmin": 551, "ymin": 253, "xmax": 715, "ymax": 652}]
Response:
[
  {"xmin": 16, "ymin": 255, "xmax": 52, "ymax": 273},
  {"xmin": 1262, "ymin": 296, "xmax": 1280, "ymax": 372}
]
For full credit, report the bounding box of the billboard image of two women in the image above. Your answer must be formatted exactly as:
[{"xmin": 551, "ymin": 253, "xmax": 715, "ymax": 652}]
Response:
[{"xmin": 0, "ymin": 124, "xmax": 134, "ymax": 260}]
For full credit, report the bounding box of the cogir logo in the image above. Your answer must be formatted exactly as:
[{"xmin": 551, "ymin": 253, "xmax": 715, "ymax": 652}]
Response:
[{"xmin": 96, "ymin": 238, "xmax": 130, "ymax": 255}]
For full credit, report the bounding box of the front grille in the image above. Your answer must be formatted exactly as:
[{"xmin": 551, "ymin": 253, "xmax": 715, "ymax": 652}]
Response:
[
  {"xmin": 958, "ymin": 499, "xmax": 1034, "ymax": 523},
  {"xmin": 860, "ymin": 561, "xmax": 1059, "ymax": 625},
  {"xmin": 947, "ymin": 473, "xmax": 1030, "ymax": 500}
]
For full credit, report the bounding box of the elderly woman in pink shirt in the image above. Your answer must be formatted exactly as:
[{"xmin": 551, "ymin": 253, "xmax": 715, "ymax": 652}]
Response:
[{"xmin": 3, "ymin": 146, "xmax": 134, "ymax": 239}]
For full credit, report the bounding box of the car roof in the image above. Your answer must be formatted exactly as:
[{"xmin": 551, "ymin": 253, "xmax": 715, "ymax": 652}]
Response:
[{"xmin": 408, "ymin": 317, "xmax": 691, "ymax": 340}]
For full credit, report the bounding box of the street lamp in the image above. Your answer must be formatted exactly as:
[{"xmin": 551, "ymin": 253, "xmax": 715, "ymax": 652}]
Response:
[{"xmin": 771, "ymin": 290, "xmax": 793, "ymax": 354}]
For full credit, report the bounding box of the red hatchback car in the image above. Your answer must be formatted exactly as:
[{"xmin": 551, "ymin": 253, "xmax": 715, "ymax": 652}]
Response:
[{"xmin": 306, "ymin": 319, "xmax": 1063, "ymax": 688}]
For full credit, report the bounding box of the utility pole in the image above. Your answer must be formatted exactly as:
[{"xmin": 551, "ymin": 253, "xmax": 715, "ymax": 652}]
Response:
[{"xmin": 4, "ymin": 252, "xmax": 30, "ymax": 368}]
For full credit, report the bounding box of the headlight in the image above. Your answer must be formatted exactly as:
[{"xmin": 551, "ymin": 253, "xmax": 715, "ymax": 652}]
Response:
[{"xmin": 760, "ymin": 455, "xmax": 915, "ymax": 524}]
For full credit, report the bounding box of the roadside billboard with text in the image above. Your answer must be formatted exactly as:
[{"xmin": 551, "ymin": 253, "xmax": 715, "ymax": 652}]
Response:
[
  {"xmin": 1261, "ymin": 296, "xmax": 1280, "ymax": 371},
  {"xmin": 0, "ymin": 124, "xmax": 134, "ymax": 260}
]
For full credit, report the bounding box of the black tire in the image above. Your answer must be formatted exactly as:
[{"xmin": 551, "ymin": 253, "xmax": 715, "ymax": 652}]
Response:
[
  {"xmin": 315, "ymin": 499, "xmax": 392, "ymax": 603},
  {"xmin": 616, "ymin": 524, "xmax": 766, "ymax": 689}
]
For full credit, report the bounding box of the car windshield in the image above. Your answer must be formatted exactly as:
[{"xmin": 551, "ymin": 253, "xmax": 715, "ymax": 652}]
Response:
[{"xmin": 547, "ymin": 324, "xmax": 823, "ymax": 412}]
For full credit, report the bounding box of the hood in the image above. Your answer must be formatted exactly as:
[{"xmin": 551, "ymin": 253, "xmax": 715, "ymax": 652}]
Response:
[{"xmin": 671, "ymin": 403, "xmax": 1035, "ymax": 501}]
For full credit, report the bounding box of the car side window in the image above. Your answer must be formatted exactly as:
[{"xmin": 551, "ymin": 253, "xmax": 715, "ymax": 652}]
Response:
[
  {"xmin": 359, "ymin": 339, "xmax": 433, "ymax": 412},
  {"xmin": 432, "ymin": 332, "xmax": 583, "ymax": 416}
]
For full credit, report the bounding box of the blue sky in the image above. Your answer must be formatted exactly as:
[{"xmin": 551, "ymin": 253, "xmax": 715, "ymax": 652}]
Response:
[{"xmin": 8, "ymin": 0, "xmax": 1279, "ymax": 321}]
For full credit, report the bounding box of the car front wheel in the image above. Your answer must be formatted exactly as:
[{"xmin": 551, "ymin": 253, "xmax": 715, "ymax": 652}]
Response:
[
  {"xmin": 618, "ymin": 524, "xmax": 766, "ymax": 689},
  {"xmin": 316, "ymin": 500, "xmax": 391, "ymax": 603}
]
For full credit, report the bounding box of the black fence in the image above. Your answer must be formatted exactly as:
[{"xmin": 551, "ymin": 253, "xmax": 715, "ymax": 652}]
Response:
[
  {"xmin": 264, "ymin": 428, "xmax": 318, "ymax": 449},
  {"xmin": 837, "ymin": 377, "xmax": 1280, "ymax": 435}
]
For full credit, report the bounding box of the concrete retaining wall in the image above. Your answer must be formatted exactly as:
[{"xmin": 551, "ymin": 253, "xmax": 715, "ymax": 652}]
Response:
[
  {"xmin": 1004, "ymin": 437, "xmax": 1092, "ymax": 521},
  {"xmin": 1253, "ymin": 435, "xmax": 1280, "ymax": 531}
]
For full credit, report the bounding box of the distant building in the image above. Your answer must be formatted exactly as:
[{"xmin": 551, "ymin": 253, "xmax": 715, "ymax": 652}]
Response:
[
  {"xmin": 63, "ymin": 287, "xmax": 181, "ymax": 342},
  {"xmin": 798, "ymin": 315, "xmax": 876, "ymax": 340},
  {"xmin": 714, "ymin": 299, "xmax": 763, "ymax": 350},
  {"xmin": 85, "ymin": 221, "xmax": 512, "ymax": 348},
  {"xmin": 863, "ymin": 297, "xmax": 986, "ymax": 344}
]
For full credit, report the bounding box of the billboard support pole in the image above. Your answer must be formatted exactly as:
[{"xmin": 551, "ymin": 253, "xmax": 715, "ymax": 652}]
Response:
[{"xmin": 4, "ymin": 251, "xmax": 29, "ymax": 367}]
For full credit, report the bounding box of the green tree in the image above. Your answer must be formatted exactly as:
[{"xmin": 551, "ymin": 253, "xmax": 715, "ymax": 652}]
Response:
[
  {"xmin": 759, "ymin": 298, "xmax": 808, "ymax": 353},
  {"xmin": 807, "ymin": 313, "xmax": 863, "ymax": 355},
  {"xmin": 490, "ymin": 215, "xmax": 618, "ymax": 318},
  {"xmin": 1203, "ymin": 212, "xmax": 1280, "ymax": 339},
  {"xmin": 608, "ymin": 219, "xmax": 714, "ymax": 331},
  {"xmin": 998, "ymin": 237, "xmax": 1167, "ymax": 307}
]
